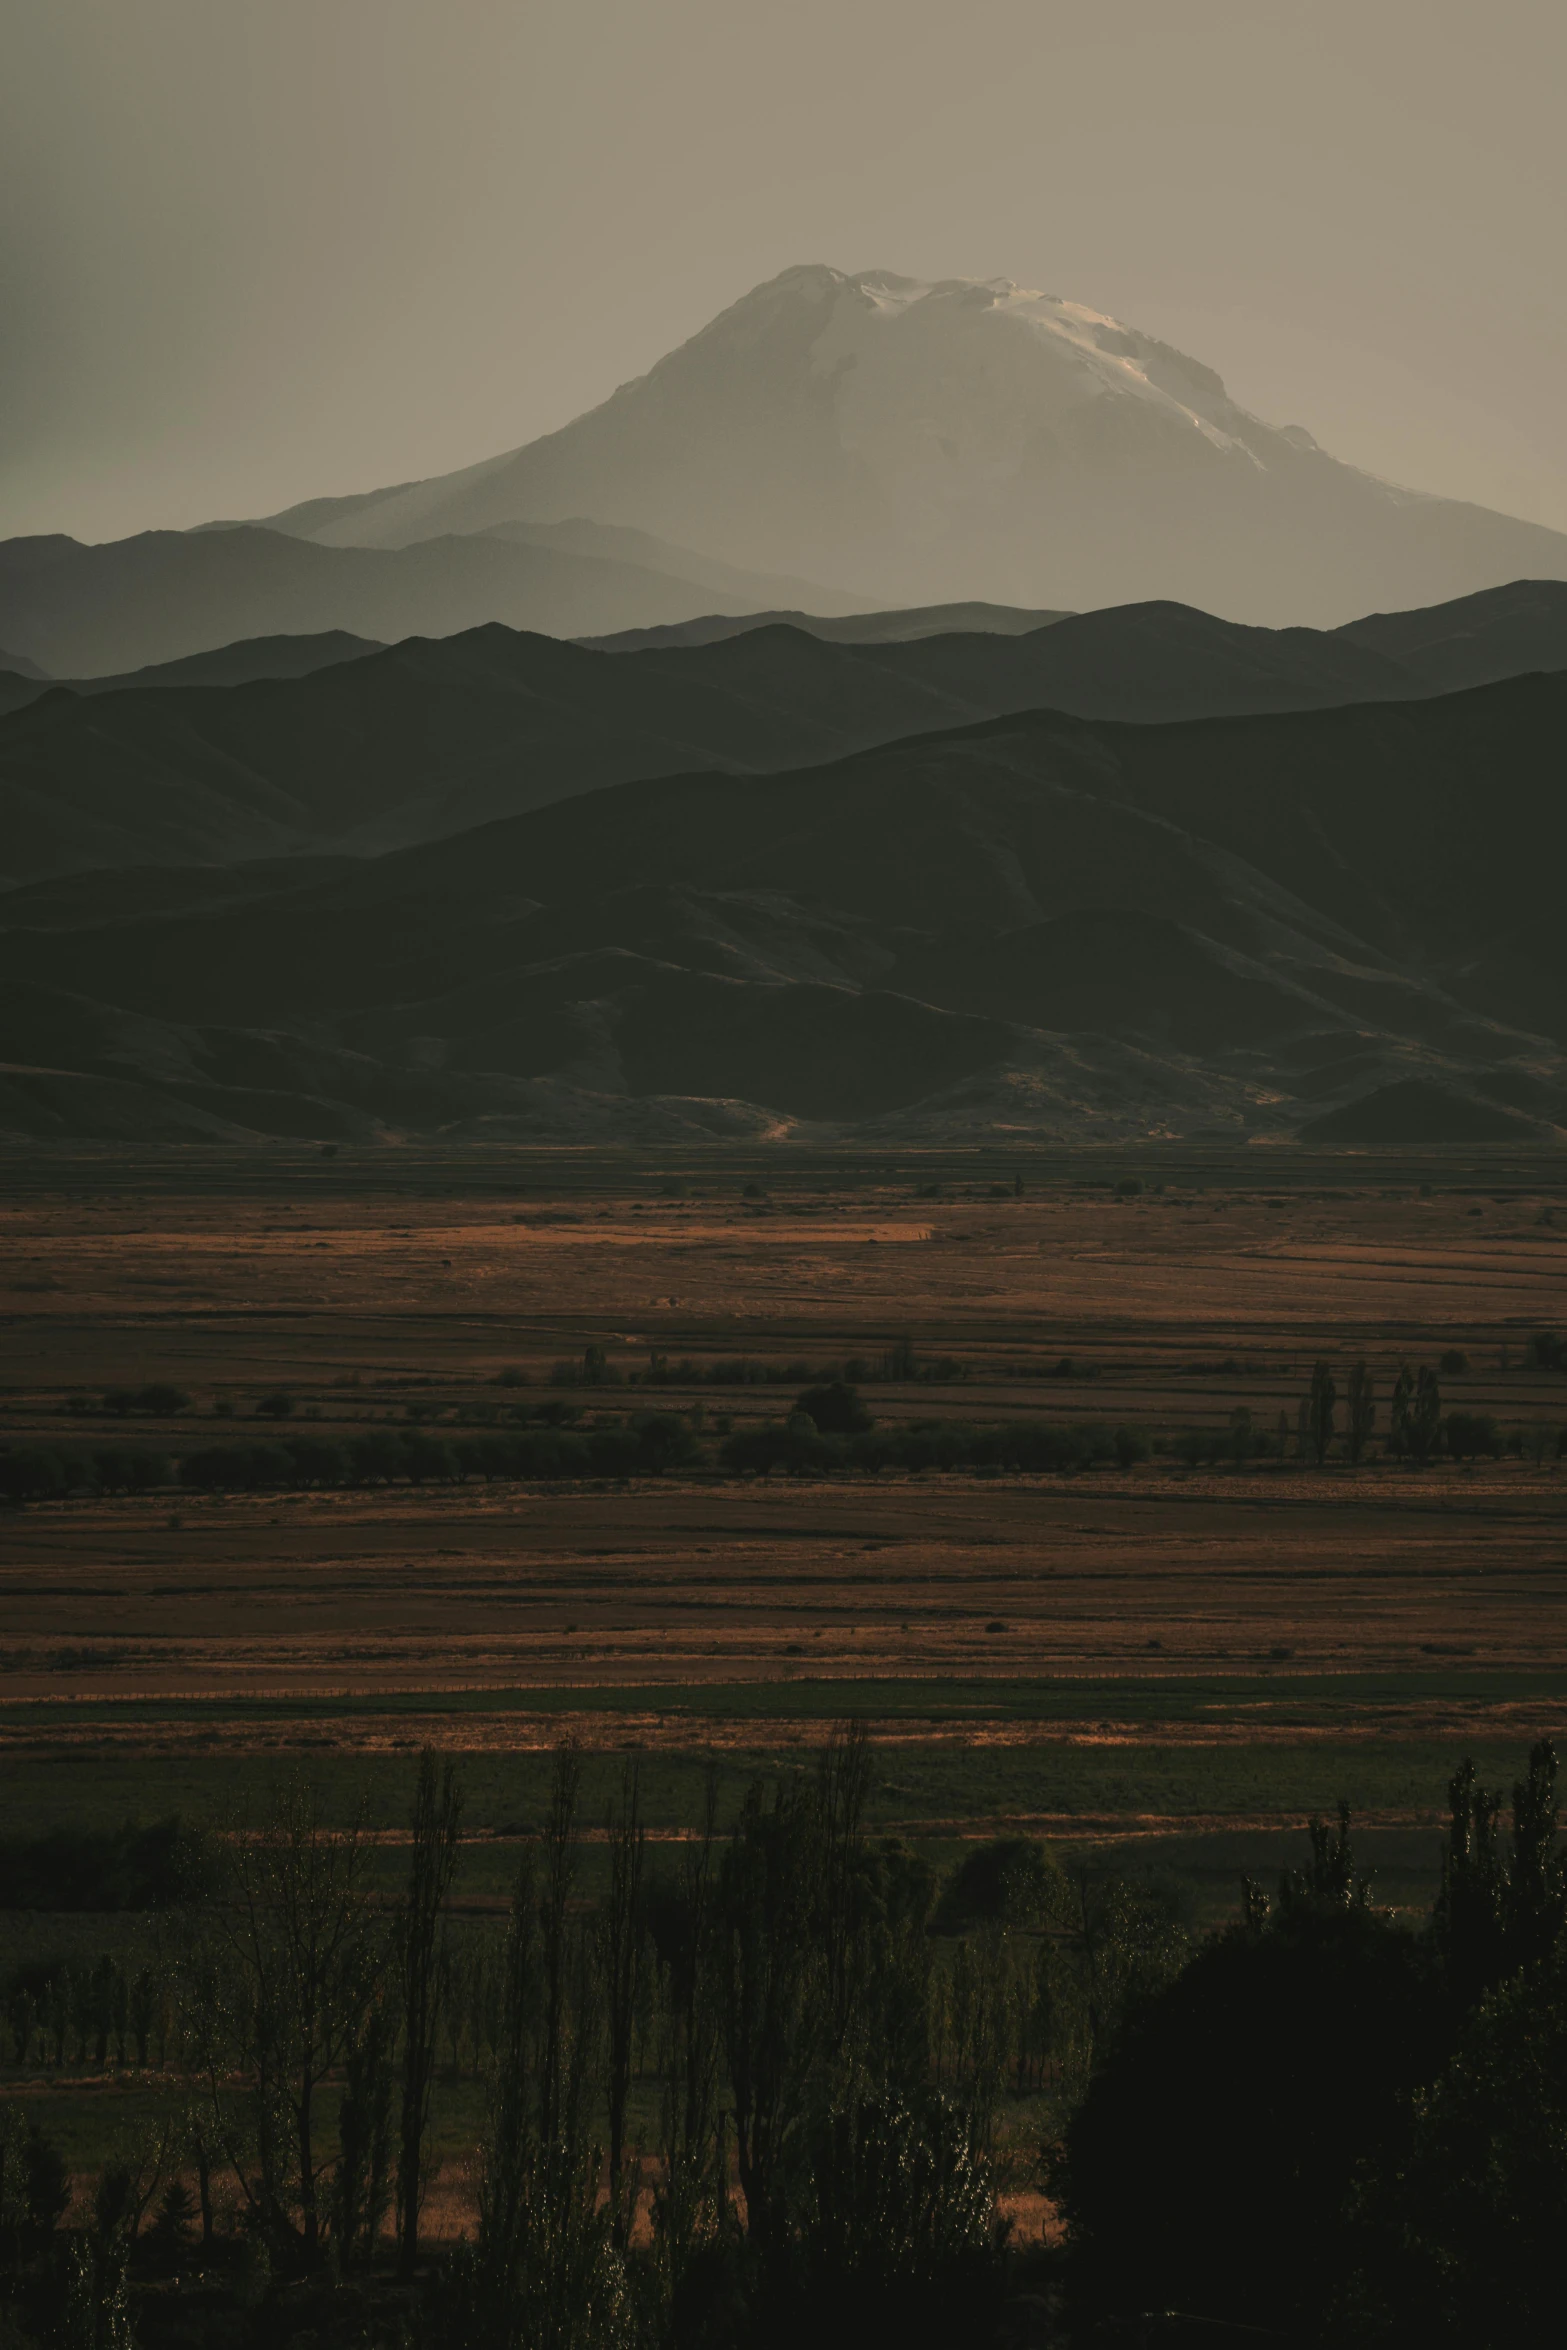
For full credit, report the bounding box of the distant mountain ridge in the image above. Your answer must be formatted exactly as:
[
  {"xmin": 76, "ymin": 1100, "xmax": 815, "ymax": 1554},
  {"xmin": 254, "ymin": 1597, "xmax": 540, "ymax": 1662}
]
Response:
[
  {"xmin": 3, "ymin": 661, "xmax": 1567, "ymax": 1146},
  {"xmin": 582, "ymin": 602, "xmax": 1072, "ymax": 652},
  {"xmin": 0, "ymin": 522, "xmax": 866, "ymax": 678},
  {"xmin": 4, "ymin": 582, "xmax": 1567, "ymax": 890},
  {"xmin": 247, "ymin": 266, "xmax": 1567, "ymax": 626},
  {"xmin": 0, "ymin": 630, "xmax": 382, "ymax": 719}
]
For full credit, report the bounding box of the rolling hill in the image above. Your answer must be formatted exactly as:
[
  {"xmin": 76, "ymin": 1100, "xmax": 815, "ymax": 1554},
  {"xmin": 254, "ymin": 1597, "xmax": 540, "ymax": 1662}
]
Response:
[
  {"xmin": 5, "ymin": 584, "xmax": 1567, "ymax": 891},
  {"xmin": 3, "ymin": 667, "xmax": 1564, "ymax": 1145},
  {"xmin": 0, "ymin": 630, "xmax": 383, "ymax": 720},
  {"xmin": 0, "ymin": 523, "xmax": 866, "ymax": 678}
]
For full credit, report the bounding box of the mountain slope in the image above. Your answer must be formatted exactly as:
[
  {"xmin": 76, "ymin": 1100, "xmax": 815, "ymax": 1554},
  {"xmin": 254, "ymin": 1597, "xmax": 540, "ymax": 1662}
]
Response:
[
  {"xmin": 477, "ymin": 517, "xmax": 864, "ymax": 612},
  {"xmin": 258, "ymin": 266, "xmax": 1567, "ymax": 626},
  {"xmin": 0, "ymin": 523, "xmax": 869, "ymax": 677},
  {"xmin": 6, "ymin": 583, "xmax": 1567, "ymax": 891},
  {"xmin": 1337, "ymin": 579, "xmax": 1567, "ymax": 689},
  {"xmin": 584, "ymin": 602, "xmax": 1071, "ymax": 652},
  {"xmin": 0, "ymin": 621, "xmax": 981, "ymax": 887},
  {"xmin": 0, "ymin": 630, "xmax": 384, "ymax": 719},
  {"xmin": 3, "ymin": 669, "xmax": 1565, "ymax": 1144}
]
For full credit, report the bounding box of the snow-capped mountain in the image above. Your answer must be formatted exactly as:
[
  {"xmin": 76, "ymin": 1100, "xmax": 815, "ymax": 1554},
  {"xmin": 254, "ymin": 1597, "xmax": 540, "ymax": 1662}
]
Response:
[{"xmin": 260, "ymin": 266, "xmax": 1567, "ymax": 626}]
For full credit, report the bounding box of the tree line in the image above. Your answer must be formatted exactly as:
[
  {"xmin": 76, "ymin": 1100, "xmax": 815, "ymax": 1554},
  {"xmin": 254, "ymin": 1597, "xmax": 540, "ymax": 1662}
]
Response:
[
  {"xmin": 3, "ymin": 1739, "xmax": 1565, "ymax": 2344},
  {"xmin": 0, "ymin": 1740, "xmax": 1184, "ymax": 2348},
  {"xmin": 6, "ymin": 1352, "xmax": 1564, "ymax": 1506}
]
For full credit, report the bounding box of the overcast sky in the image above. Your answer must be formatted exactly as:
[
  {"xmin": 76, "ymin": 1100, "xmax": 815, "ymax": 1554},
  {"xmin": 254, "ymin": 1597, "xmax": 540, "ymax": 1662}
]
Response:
[{"xmin": 4, "ymin": 0, "xmax": 1564, "ymax": 544}]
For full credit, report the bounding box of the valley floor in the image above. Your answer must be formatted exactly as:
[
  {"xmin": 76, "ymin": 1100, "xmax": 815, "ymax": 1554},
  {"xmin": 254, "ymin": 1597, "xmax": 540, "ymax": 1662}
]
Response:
[{"xmin": 3, "ymin": 1140, "xmax": 1566, "ymax": 2200}]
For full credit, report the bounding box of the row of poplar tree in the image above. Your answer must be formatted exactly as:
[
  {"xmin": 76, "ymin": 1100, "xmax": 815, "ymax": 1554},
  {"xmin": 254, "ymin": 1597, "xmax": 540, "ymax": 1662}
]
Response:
[{"xmin": 2, "ymin": 1738, "xmax": 1191, "ymax": 2350}]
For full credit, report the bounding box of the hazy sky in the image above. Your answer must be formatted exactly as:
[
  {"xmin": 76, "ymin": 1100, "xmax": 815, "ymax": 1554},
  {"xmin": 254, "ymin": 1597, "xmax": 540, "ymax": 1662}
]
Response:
[{"xmin": 4, "ymin": 0, "xmax": 1565, "ymax": 544}]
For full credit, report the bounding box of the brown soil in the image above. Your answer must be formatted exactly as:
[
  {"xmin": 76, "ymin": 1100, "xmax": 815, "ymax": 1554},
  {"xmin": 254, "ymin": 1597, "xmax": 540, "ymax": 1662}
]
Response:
[{"xmin": 3, "ymin": 1154, "xmax": 1565, "ymax": 1757}]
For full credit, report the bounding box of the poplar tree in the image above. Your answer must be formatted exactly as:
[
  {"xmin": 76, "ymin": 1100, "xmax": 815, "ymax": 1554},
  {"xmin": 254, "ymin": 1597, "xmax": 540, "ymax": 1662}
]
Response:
[
  {"xmin": 1411, "ymin": 1366, "xmax": 1443, "ymax": 1465},
  {"xmin": 1346, "ymin": 1360, "xmax": 1376, "ymax": 1464},
  {"xmin": 1308, "ymin": 1361, "xmax": 1338, "ymax": 1466},
  {"xmin": 397, "ymin": 1748, "xmax": 464, "ymax": 2273}
]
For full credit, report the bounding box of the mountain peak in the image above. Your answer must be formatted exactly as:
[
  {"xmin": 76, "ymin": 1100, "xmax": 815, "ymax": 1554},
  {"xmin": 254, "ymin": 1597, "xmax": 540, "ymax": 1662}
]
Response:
[{"xmin": 255, "ymin": 265, "xmax": 1567, "ymax": 626}]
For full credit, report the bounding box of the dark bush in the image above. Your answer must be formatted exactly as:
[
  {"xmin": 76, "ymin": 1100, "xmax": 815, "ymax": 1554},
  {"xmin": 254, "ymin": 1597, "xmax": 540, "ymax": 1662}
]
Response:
[
  {"xmin": 135, "ymin": 1383, "xmax": 189, "ymax": 1415},
  {"xmin": 584, "ymin": 1426, "xmax": 643, "ymax": 1480},
  {"xmin": 1061, "ymin": 1904, "xmax": 1445, "ymax": 2336},
  {"xmin": 934, "ymin": 1838, "xmax": 1067, "ymax": 1931},
  {"xmin": 179, "ymin": 1441, "xmax": 293, "ymax": 1491},
  {"xmin": 101, "ymin": 1383, "xmax": 189, "ymax": 1417},
  {"xmin": 90, "ymin": 1448, "xmax": 170, "ymax": 1493},
  {"xmin": 626, "ymin": 1411, "xmax": 700, "ymax": 1474},
  {"xmin": 401, "ymin": 1433, "xmax": 459, "ymax": 1483},
  {"xmin": 722, "ymin": 1419, "xmax": 836, "ymax": 1477},
  {"xmin": 282, "ymin": 1436, "xmax": 348, "ymax": 1485},
  {"xmin": 1345, "ymin": 1956, "xmax": 1567, "ymax": 2348},
  {"xmin": 346, "ymin": 1429, "xmax": 403, "ymax": 1483},
  {"xmin": 0, "ymin": 1816, "xmax": 213, "ymax": 1911},
  {"xmin": 0, "ymin": 1449, "xmax": 70, "ymax": 1504},
  {"xmin": 795, "ymin": 1382, "xmax": 873, "ymax": 1435},
  {"xmin": 22, "ymin": 2121, "xmax": 69, "ymax": 2247},
  {"xmin": 1446, "ymin": 1411, "xmax": 1502, "ymax": 1460}
]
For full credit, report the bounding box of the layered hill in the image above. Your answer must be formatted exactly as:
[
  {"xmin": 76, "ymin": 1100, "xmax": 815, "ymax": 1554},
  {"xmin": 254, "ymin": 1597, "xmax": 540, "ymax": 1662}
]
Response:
[
  {"xmin": 6, "ymin": 583, "xmax": 1567, "ymax": 891},
  {"xmin": 582, "ymin": 601, "xmax": 1072, "ymax": 652},
  {"xmin": 3, "ymin": 669, "xmax": 1565, "ymax": 1145},
  {"xmin": 0, "ymin": 630, "xmax": 382, "ymax": 720},
  {"xmin": 254, "ymin": 266, "xmax": 1567, "ymax": 627},
  {"xmin": 0, "ymin": 623, "xmax": 985, "ymax": 886},
  {"xmin": 596, "ymin": 579, "xmax": 1567, "ymax": 696},
  {"xmin": 0, "ymin": 523, "xmax": 864, "ymax": 678}
]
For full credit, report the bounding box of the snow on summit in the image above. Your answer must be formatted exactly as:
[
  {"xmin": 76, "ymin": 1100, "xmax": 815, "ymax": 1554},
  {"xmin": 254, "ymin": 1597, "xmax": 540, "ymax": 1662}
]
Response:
[{"xmin": 263, "ymin": 263, "xmax": 1567, "ymax": 627}]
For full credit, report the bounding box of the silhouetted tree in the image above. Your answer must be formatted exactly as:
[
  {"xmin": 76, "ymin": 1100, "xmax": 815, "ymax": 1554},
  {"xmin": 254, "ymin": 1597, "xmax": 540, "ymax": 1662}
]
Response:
[
  {"xmin": 600, "ymin": 1762, "xmax": 645, "ymax": 2234},
  {"xmin": 1347, "ymin": 1358, "xmax": 1376, "ymax": 1464},
  {"xmin": 397, "ymin": 1748, "xmax": 464, "ymax": 2273},
  {"xmin": 1411, "ymin": 1364, "xmax": 1443, "ymax": 1465},
  {"xmin": 1060, "ymin": 1849, "xmax": 1441, "ymax": 2337},
  {"xmin": 1390, "ymin": 1363, "xmax": 1415, "ymax": 1459},
  {"xmin": 184, "ymin": 1777, "xmax": 386, "ymax": 2256},
  {"xmin": 794, "ymin": 1382, "xmax": 872, "ymax": 1435},
  {"xmin": 1342, "ymin": 1954, "xmax": 1567, "ymax": 2348},
  {"xmin": 1308, "ymin": 1360, "xmax": 1338, "ymax": 1465}
]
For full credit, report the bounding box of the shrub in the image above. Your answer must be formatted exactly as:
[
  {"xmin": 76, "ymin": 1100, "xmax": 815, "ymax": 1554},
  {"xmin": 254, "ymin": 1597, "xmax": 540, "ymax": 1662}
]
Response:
[
  {"xmin": 795, "ymin": 1381, "xmax": 873, "ymax": 1435},
  {"xmin": 1061, "ymin": 1905, "xmax": 1443, "ymax": 2336},
  {"xmin": 135, "ymin": 1383, "xmax": 189, "ymax": 1415},
  {"xmin": 179, "ymin": 1441, "xmax": 293, "ymax": 1491},
  {"xmin": 347, "ymin": 1429, "xmax": 403, "ymax": 1483},
  {"xmin": 0, "ymin": 1816, "xmax": 212, "ymax": 1910},
  {"xmin": 22, "ymin": 2120, "xmax": 69, "ymax": 2246},
  {"xmin": 626, "ymin": 1411, "xmax": 701, "ymax": 1474},
  {"xmin": 91, "ymin": 1448, "xmax": 170, "ymax": 1493},
  {"xmin": 722, "ymin": 1419, "xmax": 835, "ymax": 1477},
  {"xmin": 282, "ymin": 1436, "xmax": 348, "ymax": 1485},
  {"xmin": 1446, "ymin": 1411, "xmax": 1502, "ymax": 1460},
  {"xmin": 935, "ymin": 1838, "xmax": 1069, "ymax": 1931},
  {"xmin": 401, "ymin": 1433, "xmax": 459, "ymax": 1483},
  {"xmin": 0, "ymin": 1448, "xmax": 70, "ymax": 1504}
]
